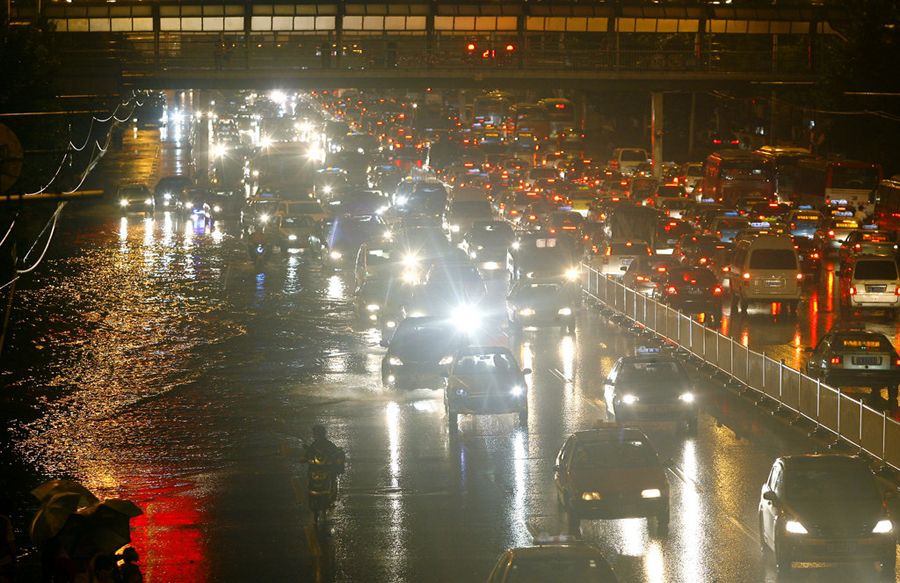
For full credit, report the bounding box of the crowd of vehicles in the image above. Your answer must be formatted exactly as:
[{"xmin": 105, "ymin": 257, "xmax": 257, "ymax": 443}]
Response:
[{"xmin": 135, "ymin": 89, "xmax": 899, "ymax": 580}]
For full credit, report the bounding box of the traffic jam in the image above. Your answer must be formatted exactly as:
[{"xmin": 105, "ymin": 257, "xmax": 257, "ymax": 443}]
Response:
[{"xmin": 150, "ymin": 89, "xmax": 899, "ymax": 581}]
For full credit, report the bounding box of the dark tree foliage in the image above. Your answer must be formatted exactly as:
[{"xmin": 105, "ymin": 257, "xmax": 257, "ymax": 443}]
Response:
[{"xmin": 0, "ymin": 19, "xmax": 60, "ymax": 112}]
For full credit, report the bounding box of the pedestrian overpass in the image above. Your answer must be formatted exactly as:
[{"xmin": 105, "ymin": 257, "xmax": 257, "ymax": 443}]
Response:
[{"xmin": 10, "ymin": 1, "xmax": 851, "ymax": 91}]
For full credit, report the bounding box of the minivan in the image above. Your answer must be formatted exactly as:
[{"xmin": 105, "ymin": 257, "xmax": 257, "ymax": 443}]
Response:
[
  {"xmin": 727, "ymin": 234, "xmax": 802, "ymax": 313},
  {"xmin": 839, "ymin": 255, "xmax": 900, "ymax": 313}
]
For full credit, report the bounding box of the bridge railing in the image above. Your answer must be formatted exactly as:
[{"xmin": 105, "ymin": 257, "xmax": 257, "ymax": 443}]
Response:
[
  {"xmin": 581, "ymin": 264, "xmax": 900, "ymax": 472},
  {"xmin": 54, "ymin": 33, "xmax": 811, "ymax": 75}
]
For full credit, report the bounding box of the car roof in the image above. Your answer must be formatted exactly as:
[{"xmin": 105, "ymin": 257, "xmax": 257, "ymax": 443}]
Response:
[
  {"xmin": 779, "ymin": 454, "xmax": 870, "ymax": 471},
  {"xmin": 571, "ymin": 426, "xmax": 650, "ymax": 443},
  {"xmin": 618, "ymin": 354, "xmax": 680, "ymax": 365},
  {"xmin": 456, "ymin": 345, "xmax": 514, "ymax": 356},
  {"xmin": 508, "ymin": 544, "xmax": 609, "ymax": 560}
]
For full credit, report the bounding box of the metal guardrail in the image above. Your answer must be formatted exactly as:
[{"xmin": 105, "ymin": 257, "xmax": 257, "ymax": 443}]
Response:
[{"xmin": 581, "ymin": 264, "xmax": 900, "ymax": 472}]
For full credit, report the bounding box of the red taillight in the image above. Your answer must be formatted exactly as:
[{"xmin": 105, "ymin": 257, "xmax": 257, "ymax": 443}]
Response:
[
  {"xmin": 636, "ymin": 276, "xmax": 647, "ymax": 282},
  {"xmin": 830, "ymin": 356, "xmax": 842, "ymax": 365},
  {"xmin": 712, "ymin": 285, "xmax": 723, "ymax": 296},
  {"xmin": 811, "ymin": 252, "xmax": 819, "ymax": 259},
  {"xmin": 699, "ymin": 257, "xmax": 708, "ymax": 265},
  {"xmin": 828, "ymin": 229, "xmax": 835, "ymax": 238},
  {"xmin": 894, "ymin": 357, "xmax": 900, "ymax": 366},
  {"xmin": 510, "ymin": 209, "xmax": 519, "ymax": 216},
  {"xmin": 796, "ymin": 273, "xmax": 803, "ymax": 281},
  {"xmin": 666, "ymin": 285, "xmax": 678, "ymax": 295},
  {"xmin": 849, "ymin": 286, "xmax": 857, "ymax": 295},
  {"xmin": 605, "ymin": 247, "xmax": 611, "ymax": 256},
  {"xmin": 528, "ymin": 214, "xmax": 537, "ymax": 221},
  {"xmin": 742, "ymin": 272, "xmax": 751, "ymax": 280}
]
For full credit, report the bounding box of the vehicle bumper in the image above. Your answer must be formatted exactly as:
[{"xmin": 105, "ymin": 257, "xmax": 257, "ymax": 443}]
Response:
[
  {"xmin": 668, "ymin": 298, "xmax": 722, "ymax": 313},
  {"xmin": 617, "ymin": 402, "xmax": 697, "ymax": 422},
  {"xmin": 781, "ymin": 535, "xmax": 894, "ymax": 564},
  {"xmin": 572, "ymin": 495, "xmax": 668, "ymax": 519},
  {"xmin": 512, "ymin": 310, "xmax": 575, "ymax": 327},
  {"xmin": 814, "ymin": 369, "xmax": 900, "ymax": 390},
  {"xmin": 850, "ymin": 294, "xmax": 900, "ymax": 308}
]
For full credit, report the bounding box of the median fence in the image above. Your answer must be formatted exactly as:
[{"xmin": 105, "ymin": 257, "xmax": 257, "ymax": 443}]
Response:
[{"xmin": 581, "ymin": 264, "xmax": 900, "ymax": 472}]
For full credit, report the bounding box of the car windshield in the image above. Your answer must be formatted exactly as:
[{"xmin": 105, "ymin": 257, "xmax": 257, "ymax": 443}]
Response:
[
  {"xmin": 454, "ymin": 352, "xmax": 516, "ymax": 375},
  {"xmin": 749, "ymin": 249, "xmax": 797, "ymax": 270},
  {"xmin": 785, "ymin": 466, "xmax": 880, "ymax": 506},
  {"xmin": 657, "ymin": 185, "xmax": 685, "ymax": 197},
  {"xmin": 506, "ymin": 556, "xmax": 615, "ymax": 582},
  {"xmin": 286, "ymin": 202, "xmax": 321, "ymax": 214},
  {"xmin": 515, "ymin": 284, "xmax": 561, "ymax": 301},
  {"xmin": 391, "ymin": 321, "xmax": 457, "ymax": 353},
  {"xmin": 618, "ymin": 361, "xmax": 685, "ymax": 385},
  {"xmin": 573, "ymin": 440, "xmax": 657, "ymax": 469},
  {"xmin": 283, "ymin": 216, "xmax": 315, "ymax": 227}
]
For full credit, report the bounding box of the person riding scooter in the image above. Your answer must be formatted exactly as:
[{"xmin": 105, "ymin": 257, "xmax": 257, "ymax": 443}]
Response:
[{"xmin": 300, "ymin": 425, "xmax": 346, "ymax": 524}]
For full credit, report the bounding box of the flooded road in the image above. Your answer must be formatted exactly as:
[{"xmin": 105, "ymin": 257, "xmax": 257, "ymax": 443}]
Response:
[{"xmin": 1, "ymin": 124, "xmax": 897, "ymax": 582}]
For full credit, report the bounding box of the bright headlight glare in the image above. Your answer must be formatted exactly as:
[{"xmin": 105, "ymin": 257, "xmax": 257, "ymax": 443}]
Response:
[
  {"xmin": 679, "ymin": 392, "xmax": 695, "ymax": 403},
  {"xmin": 185, "ymin": 201, "xmax": 193, "ymax": 209},
  {"xmin": 386, "ymin": 320, "xmax": 396, "ymax": 329},
  {"xmin": 581, "ymin": 492, "xmax": 602, "ymax": 501},
  {"xmin": 510, "ymin": 385, "xmax": 524, "ymax": 397},
  {"xmin": 144, "ymin": 198, "xmax": 153, "ymax": 205},
  {"xmin": 469, "ymin": 251, "xmax": 478, "ymax": 259},
  {"xmin": 288, "ymin": 234, "xmax": 298, "ymax": 241},
  {"xmin": 452, "ymin": 304, "xmax": 481, "ymax": 331},
  {"xmin": 438, "ymin": 355, "xmax": 454, "ymax": 365},
  {"xmin": 119, "ymin": 199, "xmax": 129, "ymax": 207},
  {"xmin": 565, "ymin": 267, "xmax": 580, "ymax": 281},
  {"xmin": 395, "ymin": 195, "xmax": 408, "ymax": 206},
  {"xmin": 511, "ymin": 241, "xmax": 521, "ymax": 250},
  {"xmin": 259, "ymin": 214, "xmax": 270, "ymax": 223},
  {"xmin": 366, "ymin": 304, "xmax": 381, "ymax": 312},
  {"xmin": 785, "ymin": 520, "xmax": 808, "ymax": 535},
  {"xmin": 558, "ymin": 307, "xmax": 572, "ymax": 316},
  {"xmin": 213, "ymin": 205, "xmax": 222, "ymax": 213},
  {"xmin": 163, "ymin": 193, "xmax": 172, "ymax": 200},
  {"xmin": 450, "ymin": 224, "xmax": 460, "ymax": 233},
  {"xmin": 329, "ymin": 250, "xmax": 342, "ymax": 260},
  {"xmin": 641, "ymin": 488, "xmax": 662, "ymax": 499},
  {"xmin": 622, "ymin": 394, "xmax": 639, "ymax": 405},
  {"xmin": 388, "ymin": 356, "xmax": 403, "ymax": 366},
  {"xmin": 402, "ymin": 253, "xmax": 420, "ymax": 268},
  {"xmin": 873, "ymin": 519, "xmax": 893, "ymax": 534},
  {"xmin": 322, "ymin": 185, "xmax": 333, "ymax": 195},
  {"xmin": 519, "ymin": 308, "xmax": 535, "ymax": 316}
]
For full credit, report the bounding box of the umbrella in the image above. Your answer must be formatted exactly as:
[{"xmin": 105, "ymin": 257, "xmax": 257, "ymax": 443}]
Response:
[
  {"xmin": 58, "ymin": 499, "xmax": 144, "ymax": 558},
  {"xmin": 31, "ymin": 479, "xmax": 98, "ymax": 505},
  {"xmin": 30, "ymin": 491, "xmax": 96, "ymax": 544}
]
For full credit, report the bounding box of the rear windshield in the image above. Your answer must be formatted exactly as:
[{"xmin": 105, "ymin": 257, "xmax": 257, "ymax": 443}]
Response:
[
  {"xmin": 507, "ymin": 557, "xmax": 615, "ymax": 583},
  {"xmin": 611, "ymin": 243, "xmax": 648, "ymax": 255},
  {"xmin": 573, "ymin": 440, "xmax": 656, "ymax": 469},
  {"xmin": 749, "ymin": 249, "xmax": 797, "ymax": 270},
  {"xmin": 854, "ymin": 260, "xmax": 898, "ymax": 280},
  {"xmin": 837, "ymin": 335, "xmax": 892, "ymax": 350},
  {"xmin": 673, "ymin": 269, "xmax": 717, "ymax": 285}
]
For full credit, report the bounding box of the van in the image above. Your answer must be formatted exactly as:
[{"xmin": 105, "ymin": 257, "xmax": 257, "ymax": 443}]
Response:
[
  {"xmin": 838, "ymin": 256, "xmax": 900, "ymax": 313},
  {"xmin": 727, "ymin": 234, "xmax": 802, "ymax": 313},
  {"xmin": 610, "ymin": 148, "xmax": 649, "ymax": 176}
]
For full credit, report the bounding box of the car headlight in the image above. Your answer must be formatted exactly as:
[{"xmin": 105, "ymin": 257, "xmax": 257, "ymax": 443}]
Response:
[
  {"xmin": 163, "ymin": 201, "xmax": 170, "ymax": 207},
  {"xmin": 288, "ymin": 234, "xmax": 298, "ymax": 241},
  {"xmin": 873, "ymin": 519, "xmax": 893, "ymax": 534},
  {"xmin": 519, "ymin": 308, "xmax": 535, "ymax": 317},
  {"xmin": 439, "ymin": 355, "xmax": 454, "ymax": 365},
  {"xmin": 119, "ymin": 199, "xmax": 129, "ymax": 207},
  {"xmin": 213, "ymin": 205, "xmax": 222, "ymax": 213},
  {"xmin": 366, "ymin": 304, "xmax": 381, "ymax": 312},
  {"xmin": 641, "ymin": 488, "xmax": 662, "ymax": 499},
  {"xmin": 558, "ymin": 307, "xmax": 572, "ymax": 316},
  {"xmin": 402, "ymin": 253, "xmax": 420, "ymax": 268},
  {"xmin": 452, "ymin": 304, "xmax": 482, "ymax": 332},
  {"xmin": 321, "ymin": 185, "xmax": 333, "ymax": 195},
  {"xmin": 329, "ymin": 250, "xmax": 342, "ymax": 260},
  {"xmin": 395, "ymin": 195, "xmax": 408, "ymax": 206},
  {"xmin": 259, "ymin": 213, "xmax": 270, "ymax": 223},
  {"xmin": 511, "ymin": 241, "xmax": 521, "ymax": 250},
  {"xmin": 785, "ymin": 520, "xmax": 808, "ymax": 535},
  {"xmin": 383, "ymin": 230, "xmax": 393, "ymax": 241},
  {"xmin": 622, "ymin": 394, "xmax": 639, "ymax": 405},
  {"xmin": 163, "ymin": 193, "xmax": 172, "ymax": 200},
  {"xmin": 388, "ymin": 356, "xmax": 403, "ymax": 366},
  {"xmin": 469, "ymin": 251, "xmax": 478, "ymax": 259},
  {"xmin": 581, "ymin": 492, "xmax": 603, "ymax": 501},
  {"xmin": 679, "ymin": 392, "xmax": 695, "ymax": 403},
  {"xmin": 450, "ymin": 224, "xmax": 460, "ymax": 233},
  {"xmin": 385, "ymin": 320, "xmax": 396, "ymax": 329},
  {"xmin": 565, "ymin": 267, "xmax": 580, "ymax": 281},
  {"xmin": 144, "ymin": 198, "xmax": 153, "ymax": 206},
  {"xmin": 455, "ymin": 387, "xmax": 467, "ymax": 396},
  {"xmin": 483, "ymin": 261, "xmax": 500, "ymax": 270},
  {"xmin": 402, "ymin": 270, "xmax": 419, "ymax": 284},
  {"xmin": 185, "ymin": 201, "xmax": 193, "ymax": 209},
  {"xmin": 510, "ymin": 385, "xmax": 524, "ymax": 397}
]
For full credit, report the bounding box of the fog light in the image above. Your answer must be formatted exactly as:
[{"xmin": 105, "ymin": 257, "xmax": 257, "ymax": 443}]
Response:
[
  {"xmin": 329, "ymin": 250, "xmax": 342, "ymax": 260},
  {"xmin": 785, "ymin": 520, "xmax": 808, "ymax": 535},
  {"xmin": 622, "ymin": 394, "xmax": 639, "ymax": 405},
  {"xmin": 558, "ymin": 307, "xmax": 572, "ymax": 316},
  {"xmin": 641, "ymin": 489, "xmax": 662, "ymax": 499},
  {"xmin": 581, "ymin": 492, "xmax": 602, "ymax": 501},
  {"xmin": 288, "ymin": 235, "xmax": 298, "ymax": 241},
  {"xmin": 119, "ymin": 199, "xmax": 129, "ymax": 207}
]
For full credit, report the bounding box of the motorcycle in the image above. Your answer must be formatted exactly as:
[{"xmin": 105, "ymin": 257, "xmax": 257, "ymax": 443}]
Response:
[
  {"xmin": 249, "ymin": 241, "xmax": 270, "ymax": 269},
  {"xmin": 307, "ymin": 454, "xmax": 340, "ymax": 525}
]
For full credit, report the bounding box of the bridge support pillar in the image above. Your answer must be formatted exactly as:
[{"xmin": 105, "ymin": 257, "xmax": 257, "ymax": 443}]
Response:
[
  {"xmin": 651, "ymin": 91, "xmax": 663, "ymax": 179},
  {"xmin": 196, "ymin": 92, "xmax": 210, "ymax": 189}
]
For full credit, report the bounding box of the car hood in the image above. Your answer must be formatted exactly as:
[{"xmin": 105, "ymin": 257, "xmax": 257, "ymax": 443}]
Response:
[{"xmin": 784, "ymin": 496, "xmax": 882, "ymax": 532}]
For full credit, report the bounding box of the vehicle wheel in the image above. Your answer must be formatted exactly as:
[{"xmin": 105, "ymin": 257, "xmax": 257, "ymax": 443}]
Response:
[
  {"xmin": 880, "ymin": 552, "xmax": 896, "ymax": 580},
  {"xmin": 739, "ymin": 297, "xmax": 749, "ymax": 314},
  {"xmin": 774, "ymin": 539, "xmax": 792, "ymax": 576},
  {"xmin": 518, "ymin": 408, "xmax": 528, "ymax": 429},
  {"xmin": 566, "ymin": 507, "xmax": 581, "ymax": 535},
  {"xmin": 448, "ymin": 411, "xmax": 458, "ymax": 433}
]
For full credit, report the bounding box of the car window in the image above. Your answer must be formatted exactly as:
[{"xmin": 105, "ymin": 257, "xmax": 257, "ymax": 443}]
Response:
[
  {"xmin": 573, "ymin": 440, "xmax": 657, "ymax": 469},
  {"xmin": 618, "ymin": 361, "xmax": 685, "ymax": 385},
  {"xmin": 853, "ymin": 260, "xmax": 898, "ymax": 280},
  {"xmin": 749, "ymin": 249, "xmax": 797, "ymax": 270},
  {"xmin": 455, "ymin": 353, "xmax": 516, "ymax": 374},
  {"xmin": 785, "ymin": 466, "xmax": 880, "ymax": 506},
  {"xmin": 506, "ymin": 556, "xmax": 615, "ymax": 582}
]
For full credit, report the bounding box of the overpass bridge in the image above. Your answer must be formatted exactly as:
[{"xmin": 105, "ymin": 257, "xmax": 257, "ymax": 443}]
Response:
[{"xmin": 10, "ymin": 1, "xmax": 850, "ymax": 91}]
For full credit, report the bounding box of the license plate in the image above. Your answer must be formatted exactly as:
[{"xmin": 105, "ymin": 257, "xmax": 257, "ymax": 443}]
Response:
[
  {"xmin": 766, "ymin": 279, "xmax": 782, "ymax": 288},
  {"xmin": 852, "ymin": 356, "xmax": 882, "ymax": 366},
  {"xmin": 621, "ymin": 258, "xmax": 634, "ymax": 267},
  {"xmin": 866, "ymin": 285, "xmax": 887, "ymax": 293},
  {"xmin": 687, "ymin": 288, "xmax": 703, "ymax": 295}
]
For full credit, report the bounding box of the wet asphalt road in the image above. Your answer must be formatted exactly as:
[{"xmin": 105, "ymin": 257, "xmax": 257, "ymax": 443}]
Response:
[{"xmin": 1, "ymin": 124, "xmax": 898, "ymax": 583}]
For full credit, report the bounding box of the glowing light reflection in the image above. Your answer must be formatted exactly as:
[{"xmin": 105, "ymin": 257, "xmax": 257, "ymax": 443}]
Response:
[
  {"xmin": 509, "ymin": 430, "xmax": 530, "ymax": 548},
  {"xmin": 118, "ymin": 217, "xmax": 128, "ymax": 244},
  {"xmin": 326, "ymin": 275, "xmax": 344, "ymax": 301},
  {"xmin": 678, "ymin": 441, "xmax": 701, "ymax": 582},
  {"xmin": 386, "ymin": 401, "xmax": 400, "ymax": 487}
]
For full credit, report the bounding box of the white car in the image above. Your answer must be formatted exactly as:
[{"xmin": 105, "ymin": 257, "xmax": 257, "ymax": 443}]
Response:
[{"xmin": 591, "ymin": 240, "xmax": 652, "ymax": 278}]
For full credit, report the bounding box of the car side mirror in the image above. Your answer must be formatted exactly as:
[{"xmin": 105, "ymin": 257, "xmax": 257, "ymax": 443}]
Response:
[
  {"xmin": 522, "ymin": 368, "xmax": 532, "ymax": 375},
  {"xmin": 379, "ymin": 339, "xmax": 389, "ymax": 348},
  {"xmin": 763, "ymin": 490, "xmax": 777, "ymax": 502}
]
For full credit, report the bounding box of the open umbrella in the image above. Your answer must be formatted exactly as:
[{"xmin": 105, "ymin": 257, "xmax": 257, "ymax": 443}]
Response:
[
  {"xmin": 31, "ymin": 479, "xmax": 98, "ymax": 505},
  {"xmin": 30, "ymin": 491, "xmax": 96, "ymax": 544},
  {"xmin": 58, "ymin": 499, "xmax": 143, "ymax": 558}
]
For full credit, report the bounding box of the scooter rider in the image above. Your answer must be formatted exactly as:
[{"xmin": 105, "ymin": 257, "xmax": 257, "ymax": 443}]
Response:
[{"xmin": 300, "ymin": 425, "xmax": 346, "ymax": 523}]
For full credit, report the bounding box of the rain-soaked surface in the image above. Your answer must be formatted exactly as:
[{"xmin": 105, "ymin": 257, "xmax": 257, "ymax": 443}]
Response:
[{"xmin": 2, "ymin": 124, "xmax": 898, "ymax": 582}]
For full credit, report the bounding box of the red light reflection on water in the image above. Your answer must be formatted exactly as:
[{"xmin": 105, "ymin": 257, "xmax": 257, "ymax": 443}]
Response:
[{"xmin": 127, "ymin": 482, "xmax": 208, "ymax": 583}]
